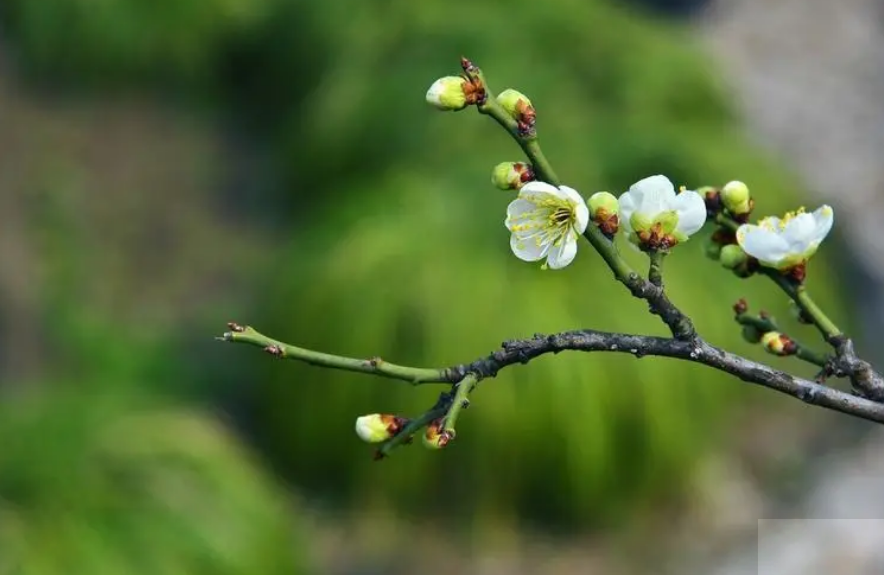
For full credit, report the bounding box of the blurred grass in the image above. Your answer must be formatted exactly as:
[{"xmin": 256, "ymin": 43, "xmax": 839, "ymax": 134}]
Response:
[
  {"xmin": 0, "ymin": 0, "xmax": 850, "ymax": 559},
  {"xmin": 0, "ymin": 385, "xmax": 310, "ymax": 574}
]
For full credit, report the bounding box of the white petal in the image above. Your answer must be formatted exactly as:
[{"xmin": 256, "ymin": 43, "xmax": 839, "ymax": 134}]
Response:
[
  {"xmin": 672, "ymin": 191, "xmax": 707, "ymax": 237},
  {"xmin": 631, "ymin": 175, "xmax": 676, "ymax": 216},
  {"xmin": 618, "ymin": 191, "xmax": 636, "ymax": 234},
  {"xmin": 506, "ymin": 197, "xmax": 538, "ymax": 220},
  {"xmin": 505, "ymin": 198, "xmax": 546, "ymax": 234},
  {"xmin": 510, "ymin": 233, "xmax": 550, "ymax": 262},
  {"xmin": 518, "ymin": 181, "xmax": 560, "ymax": 203},
  {"xmin": 546, "ymin": 233, "xmax": 578, "ymax": 269},
  {"xmin": 556, "ymin": 185, "xmax": 582, "ymax": 205},
  {"xmin": 737, "ymin": 225, "xmax": 791, "ymax": 265},
  {"xmin": 809, "ymin": 205, "xmax": 834, "ymax": 244},
  {"xmin": 781, "ymin": 212, "xmax": 817, "ymax": 249},
  {"xmin": 574, "ymin": 202, "xmax": 590, "ymax": 235}
]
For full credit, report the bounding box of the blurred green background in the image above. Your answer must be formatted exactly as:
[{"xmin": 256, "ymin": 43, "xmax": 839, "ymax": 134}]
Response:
[{"xmin": 0, "ymin": 0, "xmax": 853, "ymax": 573}]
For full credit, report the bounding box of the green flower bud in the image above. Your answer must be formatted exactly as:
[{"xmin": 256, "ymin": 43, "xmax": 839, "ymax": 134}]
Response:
[
  {"xmin": 720, "ymin": 244, "xmax": 749, "ymax": 270},
  {"xmin": 355, "ymin": 414, "xmax": 408, "ymax": 443},
  {"xmin": 741, "ymin": 324, "xmax": 763, "ymax": 344},
  {"xmin": 589, "ymin": 191, "xmax": 619, "ymax": 218},
  {"xmin": 496, "ymin": 88, "xmax": 533, "ymax": 119},
  {"xmin": 721, "ymin": 180, "xmax": 752, "ymax": 216},
  {"xmin": 491, "ymin": 162, "xmax": 532, "ymax": 190},
  {"xmin": 422, "ymin": 419, "xmax": 453, "ymax": 450},
  {"xmin": 425, "ymin": 76, "xmax": 469, "ymax": 111},
  {"xmin": 761, "ymin": 331, "xmax": 796, "ymax": 356}
]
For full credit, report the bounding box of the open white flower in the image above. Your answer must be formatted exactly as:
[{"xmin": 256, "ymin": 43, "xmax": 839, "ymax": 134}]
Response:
[
  {"xmin": 736, "ymin": 206, "xmax": 833, "ymax": 270},
  {"xmin": 618, "ymin": 175, "xmax": 707, "ymax": 250},
  {"xmin": 505, "ymin": 181, "xmax": 590, "ymax": 270}
]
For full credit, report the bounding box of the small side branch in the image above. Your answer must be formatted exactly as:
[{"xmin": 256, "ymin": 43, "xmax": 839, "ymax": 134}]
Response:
[
  {"xmin": 220, "ymin": 323, "xmax": 448, "ymax": 385},
  {"xmin": 221, "ymin": 323, "xmax": 884, "ymax": 425}
]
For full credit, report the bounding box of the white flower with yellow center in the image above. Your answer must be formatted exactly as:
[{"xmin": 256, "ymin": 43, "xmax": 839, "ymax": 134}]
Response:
[
  {"xmin": 505, "ymin": 181, "xmax": 590, "ymax": 270},
  {"xmin": 617, "ymin": 175, "xmax": 707, "ymax": 251},
  {"xmin": 736, "ymin": 205, "xmax": 834, "ymax": 270}
]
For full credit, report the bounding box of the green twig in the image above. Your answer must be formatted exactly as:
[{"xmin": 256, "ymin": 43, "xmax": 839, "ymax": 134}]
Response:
[
  {"xmin": 475, "ymin": 78, "xmax": 560, "ymax": 186},
  {"xmin": 760, "ymin": 269, "xmax": 843, "ymax": 340},
  {"xmin": 648, "ymin": 251, "xmax": 666, "ymax": 287},
  {"xmin": 442, "ymin": 373, "xmax": 479, "ymax": 436},
  {"xmin": 220, "ymin": 323, "xmax": 448, "ymax": 385},
  {"xmin": 736, "ymin": 313, "xmax": 829, "ymax": 368},
  {"xmin": 469, "ymin": 61, "xmax": 694, "ymax": 339}
]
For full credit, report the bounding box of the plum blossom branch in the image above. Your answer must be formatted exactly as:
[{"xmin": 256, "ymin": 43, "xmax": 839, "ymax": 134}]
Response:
[
  {"xmin": 220, "ymin": 322, "xmax": 884, "ymax": 425},
  {"xmin": 710, "ymin": 208, "xmax": 884, "ymax": 400},
  {"xmin": 465, "ymin": 57, "xmax": 697, "ymax": 340},
  {"xmin": 224, "ymin": 57, "xmax": 884, "ymax": 459}
]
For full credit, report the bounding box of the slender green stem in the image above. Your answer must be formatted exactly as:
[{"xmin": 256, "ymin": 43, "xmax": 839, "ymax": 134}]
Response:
[
  {"xmin": 582, "ymin": 227, "xmax": 635, "ymax": 279},
  {"xmin": 795, "ymin": 287, "xmax": 842, "ymax": 340},
  {"xmin": 760, "ymin": 269, "xmax": 842, "ymax": 340},
  {"xmin": 795, "ymin": 346, "xmax": 830, "ymax": 369},
  {"xmin": 475, "ymin": 80, "xmax": 560, "ymax": 186},
  {"xmin": 473, "ymin": 64, "xmax": 645, "ymax": 289},
  {"xmin": 221, "ymin": 324, "xmax": 448, "ymax": 385},
  {"xmin": 648, "ymin": 251, "xmax": 666, "ymax": 287},
  {"xmin": 442, "ymin": 373, "xmax": 479, "ymax": 435},
  {"xmin": 714, "ymin": 213, "xmax": 739, "ymax": 232}
]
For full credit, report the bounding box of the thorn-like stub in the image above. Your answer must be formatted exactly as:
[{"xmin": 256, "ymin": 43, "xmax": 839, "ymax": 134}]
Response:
[
  {"xmin": 227, "ymin": 322, "xmax": 245, "ymax": 333},
  {"xmin": 460, "ymin": 56, "xmax": 478, "ymax": 75},
  {"xmin": 264, "ymin": 344, "xmax": 284, "ymax": 357},
  {"xmin": 373, "ymin": 450, "xmax": 386, "ymax": 461},
  {"xmin": 733, "ymin": 298, "xmax": 749, "ymax": 315}
]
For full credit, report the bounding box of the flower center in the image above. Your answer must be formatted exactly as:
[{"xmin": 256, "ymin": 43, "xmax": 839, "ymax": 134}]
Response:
[
  {"xmin": 550, "ymin": 206, "xmax": 574, "ymax": 225},
  {"xmin": 507, "ymin": 197, "xmax": 577, "ymax": 250}
]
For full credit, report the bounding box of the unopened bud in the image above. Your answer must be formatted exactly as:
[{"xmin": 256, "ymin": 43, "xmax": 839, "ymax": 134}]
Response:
[
  {"xmin": 491, "ymin": 162, "xmax": 533, "ymax": 190},
  {"xmin": 422, "ymin": 419, "xmax": 453, "ymax": 450},
  {"xmin": 425, "ymin": 76, "xmax": 469, "ymax": 111},
  {"xmin": 721, "ymin": 180, "xmax": 752, "ymax": 216},
  {"xmin": 733, "ymin": 298, "xmax": 749, "ymax": 315},
  {"xmin": 589, "ymin": 191, "xmax": 620, "ymax": 236},
  {"xmin": 355, "ymin": 414, "xmax": 409, "ymax": 443},
  {"xmin": 698, "ymin": 186, "xmax": 721, "ymax": 214},
  {"xmin": 496, "ymin": 89, "xmax": 533, "ymax": 120},
  {"xmin": 761, "ymin": 331, "xmax": 796, "ymax": 356},
  {"xmin": 720, "ymin": 244, "xmax": 749, "ymax": 270}
]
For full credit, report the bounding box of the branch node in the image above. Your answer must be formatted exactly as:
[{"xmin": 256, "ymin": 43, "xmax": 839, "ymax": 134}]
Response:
[
  {"xmin": 797, "ymin": 385, "xmax": 818, "ymax": 404},
  {"xmin": 264, "ymin": 344, "xmax": 284, "ymax": 357}
]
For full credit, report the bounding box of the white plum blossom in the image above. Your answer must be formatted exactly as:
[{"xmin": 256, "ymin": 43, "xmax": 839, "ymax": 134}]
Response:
[
  {"xmin": 505, "ymin": 181, "xmax": 590, "ymax": 270},
  {"xmin": 736, "ymin": 206, "xmax": 834, "ymax": 270},
  {"xmin": 617, "ymin": 175, "xmax": 707, "ymax": 250}
]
